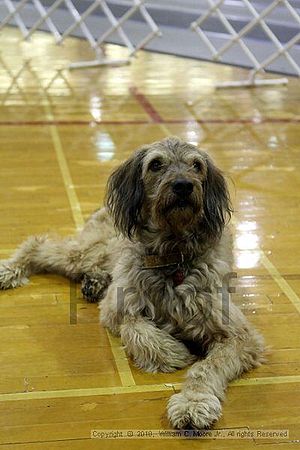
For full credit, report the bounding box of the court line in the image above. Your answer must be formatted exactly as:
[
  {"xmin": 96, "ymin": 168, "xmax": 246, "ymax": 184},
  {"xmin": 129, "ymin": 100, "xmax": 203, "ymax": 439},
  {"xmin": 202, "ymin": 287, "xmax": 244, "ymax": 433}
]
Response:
[
  {"xmin": 129, "ymin": 86, "xmax": 163, "ymax": 123},
  {"xmin": 46, "ymin": 114, "xmax": 83, "ymax": 231},
  {"xmin": 233, "ymin": 217, "xmax": 300, "ymax": 315},
  {"xmin": 128, "ymin": 86, "xmax": 178, "ymax": 136},
  {"xmin": 0, "ymin": 375, "xmax": 299, "ymax": 403},
  {"xmin": 43, "ymin": 101, "xmax": 136, "ymax": 388},
  {"xmin": 0, "ymin": 249, "xmax": 13, "ymax": 255},
  {"xmin": 259, "ymin": 251, "xmax": 300, "ymax": 314},
  {"xmin": 0, "ymin": 118, "xmax": 299, "ymax": 126},
  {"xmin": 106, "ymin": 333, "xmax": 136, "ymax": 387}
]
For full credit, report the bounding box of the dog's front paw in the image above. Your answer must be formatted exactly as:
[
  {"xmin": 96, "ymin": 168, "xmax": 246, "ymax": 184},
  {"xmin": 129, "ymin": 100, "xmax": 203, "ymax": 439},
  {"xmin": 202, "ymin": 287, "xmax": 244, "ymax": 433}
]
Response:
[
  {"xmin": 81, "ymin": 271, "xmax": 112, "ymax": 303},
  {"xmin": 132, "ymin": 339, "xmax": 196, "ymax": 373},
  {"xmin": 0, "ymin": 264, "xmax": 28, "ymax": 290},
  {"xmin": 121, "ymin": 318, "xmax": 197, "ymax": 373},
  {"xmin": 167, "ymin": 392, "xmax": 222, "ymax": 429},
  {"xmin": 138, "ymin": 348, "xmax": 196, "ymax": 373}
]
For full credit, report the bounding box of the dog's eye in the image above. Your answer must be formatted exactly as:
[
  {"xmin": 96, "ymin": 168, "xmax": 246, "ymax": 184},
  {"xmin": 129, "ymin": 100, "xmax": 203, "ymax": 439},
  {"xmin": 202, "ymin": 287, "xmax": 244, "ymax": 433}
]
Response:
[
  {"xmin": 193, "ymin": 161, "xmax": 203, "ymax": 172},
  {"xmin": 149, "ymin": 159, "xmax": 162, "ymax": 172}
]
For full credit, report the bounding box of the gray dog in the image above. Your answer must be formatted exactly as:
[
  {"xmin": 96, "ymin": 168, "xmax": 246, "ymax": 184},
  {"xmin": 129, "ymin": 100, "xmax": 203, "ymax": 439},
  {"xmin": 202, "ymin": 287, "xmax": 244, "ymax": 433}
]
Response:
[{"xmin": 0, "ymin": 136, "xmax": 264, "ymax": 429}]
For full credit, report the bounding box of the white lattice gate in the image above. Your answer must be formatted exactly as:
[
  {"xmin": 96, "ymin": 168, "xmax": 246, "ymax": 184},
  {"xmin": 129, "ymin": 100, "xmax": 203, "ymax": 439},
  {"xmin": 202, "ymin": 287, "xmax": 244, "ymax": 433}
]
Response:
[
  {"xmin": 0, "ymin": 0, "xmax": 299, "ymax": 85},
  {"xmin": 190, "ymin": 0, "xmax": 300, "ymax": 89},
  {"xmin": 0, "ymin": 0, "xmax": 162, "ymax": 68}
]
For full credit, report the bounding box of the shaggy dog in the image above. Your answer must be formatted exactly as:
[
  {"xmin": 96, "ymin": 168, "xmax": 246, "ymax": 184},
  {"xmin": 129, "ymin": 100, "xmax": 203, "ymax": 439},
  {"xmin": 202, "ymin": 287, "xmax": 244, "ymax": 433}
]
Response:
[{"xmin": 0, "ymin": 136, "xmax": 264, "ymax": 429}]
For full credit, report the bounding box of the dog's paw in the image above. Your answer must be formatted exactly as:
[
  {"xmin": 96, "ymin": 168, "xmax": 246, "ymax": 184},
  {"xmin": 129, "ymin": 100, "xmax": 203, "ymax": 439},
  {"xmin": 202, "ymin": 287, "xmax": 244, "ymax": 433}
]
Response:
[
  {"xmin": 81, "ymin": 271, "xmax": 112, "ymax": 303},
  {"xmin": 0, "ymin": 264, "xmax": 28, "ymax": 290},
  {"xmin": 167, "ymin": 392, "xmax": 222, "ymax": 429},
  {"xmin": 157, "ymin": 350, "xmax": 196, "ymax": 373},
  {"xmin": 137, "ymin": 355, "xmax": 195, "ymax": 374},
  {"xmin": 134, "ymin": 342, "xmax": 196, "ymax": 373},
  {"xmin": 121, "ymin": 317, "xmax": 197, "ymax": 373}
]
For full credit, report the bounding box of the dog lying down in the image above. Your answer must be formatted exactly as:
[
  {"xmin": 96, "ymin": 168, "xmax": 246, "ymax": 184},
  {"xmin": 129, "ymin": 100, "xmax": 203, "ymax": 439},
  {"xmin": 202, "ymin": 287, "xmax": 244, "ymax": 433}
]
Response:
[{"xmin": 0, "ymin": 136, "xmax": 265, "ymax": 429}]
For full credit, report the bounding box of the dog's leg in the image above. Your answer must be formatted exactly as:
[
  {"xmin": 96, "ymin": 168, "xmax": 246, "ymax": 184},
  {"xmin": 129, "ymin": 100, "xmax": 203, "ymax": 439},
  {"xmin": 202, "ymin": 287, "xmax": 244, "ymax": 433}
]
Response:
[
  {"xmin": 120, "ymin": 316, "xmax": 196, "ymax": 373},
  {"xmin": 0, "ymin": 208, "xmax": 114, "ymax": 291},
  {"xmin": 0, "ymin": 235, "xmax": 85, "ymax": 290},
  {"xmin": 168, "ymin": 331, "xmax": 265, "ymax": 429},
  {"xmin": 0, "ymin": 234, "xmax": 111, "ymax": 290}
]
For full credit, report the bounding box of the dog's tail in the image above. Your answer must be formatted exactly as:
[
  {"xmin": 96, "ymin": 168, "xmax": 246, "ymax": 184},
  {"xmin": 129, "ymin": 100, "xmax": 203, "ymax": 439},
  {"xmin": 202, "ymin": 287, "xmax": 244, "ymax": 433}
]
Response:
[{"xmin": 0, "ymin": 234, "xmax": 83, "ymax": 290}]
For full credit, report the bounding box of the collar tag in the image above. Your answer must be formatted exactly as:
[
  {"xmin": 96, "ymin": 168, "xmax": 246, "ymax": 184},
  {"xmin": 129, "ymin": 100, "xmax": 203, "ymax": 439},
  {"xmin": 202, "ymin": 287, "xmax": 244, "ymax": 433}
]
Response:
[{"xmin": 173, "ymin": 267, "xmax": 185, "ymax": 286}]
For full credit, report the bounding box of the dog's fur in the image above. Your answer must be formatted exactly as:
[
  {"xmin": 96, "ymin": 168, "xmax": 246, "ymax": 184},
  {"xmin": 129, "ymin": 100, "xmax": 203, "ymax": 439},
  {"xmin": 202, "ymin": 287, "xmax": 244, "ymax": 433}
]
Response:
[{"xmin": 0, "ymin": 137, "xmax": 264, "ymax": 429}]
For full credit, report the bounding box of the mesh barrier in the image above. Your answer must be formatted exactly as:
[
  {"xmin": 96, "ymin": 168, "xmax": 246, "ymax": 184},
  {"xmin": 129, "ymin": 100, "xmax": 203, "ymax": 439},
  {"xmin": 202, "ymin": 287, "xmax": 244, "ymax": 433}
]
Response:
[
  {"xmin": 190, "ymin": 0, "xmax": 300, "ymax": 88},
  {"xmin": 0, "ymin": 0, "xmax": 299, "ymax": 84},
  {"xmin": 0, "ymin": 0, "xmax": 162, "ymax": 68}
]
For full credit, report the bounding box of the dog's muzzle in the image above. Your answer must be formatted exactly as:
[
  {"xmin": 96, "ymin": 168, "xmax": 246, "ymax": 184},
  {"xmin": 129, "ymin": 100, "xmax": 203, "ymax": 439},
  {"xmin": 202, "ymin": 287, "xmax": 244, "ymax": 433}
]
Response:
[
  {"xmin": 172, "ymin": 179, "xmax": 193, "ymax": 197},
  {"xmin": 171, "ymin": 179, "xmax": 194, "ymax": 208}
]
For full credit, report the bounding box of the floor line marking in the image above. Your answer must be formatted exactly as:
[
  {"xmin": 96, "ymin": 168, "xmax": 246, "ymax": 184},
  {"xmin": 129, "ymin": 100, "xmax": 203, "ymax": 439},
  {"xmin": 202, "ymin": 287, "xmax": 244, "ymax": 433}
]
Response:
[
  {"xmin": 0, "ymin": 118, "xmax": 299, "ymax": 126},
  {"xmin": 46, "ymin": 119, "xmax": 84, "ymax": 231},
  {"xmin": 0, "ymin": 375, "xmax": 299, "ymax": 402},
  {"xmin": 259, "ymin": 251, "xmax": 300, "ymax": 314},
  {"xmin": 43, "ymin": 101, "xmax": 135, "ymax": 388},
  {"xmin": 106, "ymin": 333, "xmax": 136, "ymax": 387},
  {"xmin": 233, "ymin": 217, "xmax": 300, "ymax": 316},
  {"xmin": 129, "ymin": 86, "xmax": 163, "ymax": 123},
  {"xmin": 0, "ymin": 249, "xmax": 13, "ymax": 255}
]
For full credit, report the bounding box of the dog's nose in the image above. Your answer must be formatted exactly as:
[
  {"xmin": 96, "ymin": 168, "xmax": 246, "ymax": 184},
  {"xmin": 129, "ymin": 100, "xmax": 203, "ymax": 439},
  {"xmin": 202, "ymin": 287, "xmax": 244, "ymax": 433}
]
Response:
[{"xmin": 172, "ymin": 179, "xmax": 194, "ymax": 197}]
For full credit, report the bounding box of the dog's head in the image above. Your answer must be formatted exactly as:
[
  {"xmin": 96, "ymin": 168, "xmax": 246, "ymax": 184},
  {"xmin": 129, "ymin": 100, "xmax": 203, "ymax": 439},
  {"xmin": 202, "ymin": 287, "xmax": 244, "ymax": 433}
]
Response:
[{"xmin": 106, "ymin": 137, "xmax": 232, "ymax": 241}]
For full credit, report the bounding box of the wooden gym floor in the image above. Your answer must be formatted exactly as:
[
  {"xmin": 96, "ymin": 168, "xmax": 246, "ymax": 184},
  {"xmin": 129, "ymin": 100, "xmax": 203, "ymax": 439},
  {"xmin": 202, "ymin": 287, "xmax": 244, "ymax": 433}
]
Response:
[{"xmin": 0, "ymin": 27, "xmax": 300, "ymax": 449}]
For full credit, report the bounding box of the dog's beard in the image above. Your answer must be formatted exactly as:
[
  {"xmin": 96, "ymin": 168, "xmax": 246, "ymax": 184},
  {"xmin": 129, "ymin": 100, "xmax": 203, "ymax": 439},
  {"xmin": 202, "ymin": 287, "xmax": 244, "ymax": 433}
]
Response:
[{"xmin": 153, "ymin": 190, "xmax": 203, "ymax": 236}]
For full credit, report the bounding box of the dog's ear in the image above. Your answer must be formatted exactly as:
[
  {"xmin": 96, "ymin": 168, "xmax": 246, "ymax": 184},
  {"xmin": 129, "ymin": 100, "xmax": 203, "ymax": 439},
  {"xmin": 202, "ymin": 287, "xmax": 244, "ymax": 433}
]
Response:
[
  {"xmin": 105, "ymin": 148, "xmax": 146, "ymax": 239},
  {"xmin": 202, "ymin": 157, "xmax": 232, "ymax": 240}
]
